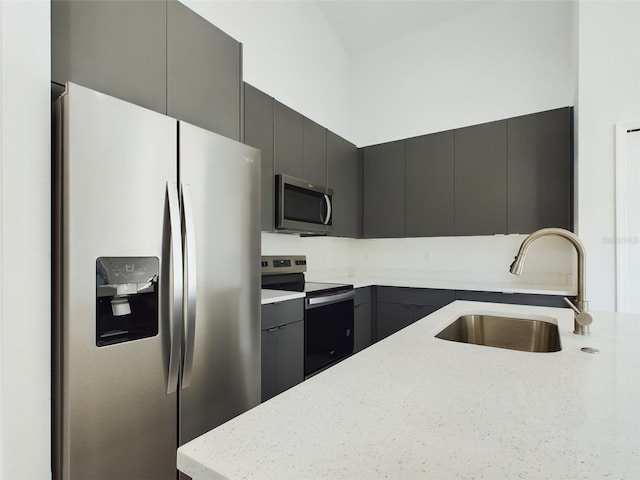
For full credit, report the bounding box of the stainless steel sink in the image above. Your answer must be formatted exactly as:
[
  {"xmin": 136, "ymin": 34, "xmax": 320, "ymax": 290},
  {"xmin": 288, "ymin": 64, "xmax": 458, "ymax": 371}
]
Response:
[{"xmin": 435, "ymin": 314, "xmax": 561, "ymax": 353}]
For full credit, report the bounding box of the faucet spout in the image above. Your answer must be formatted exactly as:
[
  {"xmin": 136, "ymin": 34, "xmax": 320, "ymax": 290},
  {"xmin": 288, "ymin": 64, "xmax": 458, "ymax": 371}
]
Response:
[{"xmin": 509, "ymin": 228, "xmax": 591, "ymax": 335}]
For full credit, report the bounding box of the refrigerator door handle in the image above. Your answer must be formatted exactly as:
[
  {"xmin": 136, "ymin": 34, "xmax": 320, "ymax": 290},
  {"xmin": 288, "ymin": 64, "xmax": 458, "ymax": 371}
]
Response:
[
  {"xmin": 180, "ymin": 184, "xmax": 197, "ymax": 389},
  {"xmin": 166, "ymin": 181, "xmax": 183, "ymax": 395}
]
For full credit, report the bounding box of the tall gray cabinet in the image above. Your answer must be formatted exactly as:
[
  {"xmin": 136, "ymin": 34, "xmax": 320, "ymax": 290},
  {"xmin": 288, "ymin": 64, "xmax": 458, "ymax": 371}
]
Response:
[
  {"xmin": 52, "ymin": 0, "xmax": 242, "ymax": 140},
  {"xmin": 507, "ymin": 107, "xmax": 572, "ymax": 233},
  {"xmin": 327, "ymin": 131, "xmax": 362, "ymax": 238},
  {"xmin": 274, "ymin": 102, "xmax": 305, "ymax": 179},
  {"xmin": 167, "ymin": 0, "xmax": 242, "ymax": 140},
  {"xmin": 454, "ymin": 120, "xmax": 508, "ymax": 235},
  {"xmin": 405, "ymin": 131, "xmax": 455, "ymax": 237},
  {"xmin": 363, "ymin": 140, "xmax": 406, "ymax": 238},
  {"xmin": 51, "ymin": 0, "xmax": 167, "ymax": 114},
  {"xmin": 244, "ymin": 84, "xmax": 275, "ymax": 232}
]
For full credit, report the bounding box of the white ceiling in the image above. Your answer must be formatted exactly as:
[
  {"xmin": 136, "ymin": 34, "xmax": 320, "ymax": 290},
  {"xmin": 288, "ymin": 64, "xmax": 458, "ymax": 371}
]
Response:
[{"xmin": 316, "ymin": 0, "xmax": 497, "ymax": 55}]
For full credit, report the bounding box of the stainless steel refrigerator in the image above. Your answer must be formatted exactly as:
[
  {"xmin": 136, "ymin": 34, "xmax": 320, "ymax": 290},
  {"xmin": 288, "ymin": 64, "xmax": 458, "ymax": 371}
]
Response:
[{"xmin": 52, "ymin": 82, "xmax": 261, "ymax": 479}]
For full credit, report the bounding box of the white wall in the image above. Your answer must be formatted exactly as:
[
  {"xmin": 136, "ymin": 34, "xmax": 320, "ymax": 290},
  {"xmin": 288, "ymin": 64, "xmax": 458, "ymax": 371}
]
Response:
[
  {"xmin": 181, "ymin": 0, "xmax": 351, "ymax": 139},
  {"xmin": 576, "ymin": 0, "xmax": 640, "ymax": 311},
  {"xmin": 349, "ymin": 0, "xmax": 575, "ymax": 146},
  {"xmin": 0, "ymin": 0, "xmax": 51, "ymax": 478},
  {"xmin": 342, "ymin": 0, "xmax": 576, "ymax": 295}
]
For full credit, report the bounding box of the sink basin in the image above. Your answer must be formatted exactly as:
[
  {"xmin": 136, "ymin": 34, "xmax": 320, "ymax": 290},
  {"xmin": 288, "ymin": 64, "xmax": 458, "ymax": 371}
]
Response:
[{"xmin": 435, "ymin": 314, "xmax": 561, "ymax": 353}]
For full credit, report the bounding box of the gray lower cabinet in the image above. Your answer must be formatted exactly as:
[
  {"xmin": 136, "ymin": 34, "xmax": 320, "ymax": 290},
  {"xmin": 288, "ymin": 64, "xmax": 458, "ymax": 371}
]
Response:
[
  {"xmin": 507, "ymin": 107, "xmax": 573, "ymax": 233},
  {"xmin": 454, "ymin": 290, "xmax": 566, "ymax": 308},
  {"xmin": 363, "ymin": 140, "xmax": 406, "ymax": 238},
  {"xmin": 261, "ymin": 299, "xmax": 304, "ymax": 402},
  {"xmin": 353, "ymin": 287, "xmax": 373, "ymax": 352},
  {"xmin": 376, "ymin": 287, "xmax": 455, "ymax": 341},
  {"xmin": 327, "ymin": 131, "xmax": 362, "ymax": 238},
  {"xmin": 405, "ymin": 130, "xmax": 455, "ymax": 237},
  {"xmin": 167, "ymin": 0, "xmax": 241, "ymax": 140},
  {"xmin": 454, "ymin": 120, "xmax": 508, "ymax": 235},
  {"xmin": 51, "ymin": 0, "xmax": 167, "ymax": 114},
  {"xmin": 244, "ymin": 84, "xmax": 275, "ymax": 231}
]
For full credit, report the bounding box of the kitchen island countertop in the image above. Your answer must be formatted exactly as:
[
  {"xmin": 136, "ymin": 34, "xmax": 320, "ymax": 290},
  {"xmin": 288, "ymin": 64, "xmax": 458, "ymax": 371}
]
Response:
[{"xmin": 178, "ymin": 301, "xmax": 640, "ymax": 479}]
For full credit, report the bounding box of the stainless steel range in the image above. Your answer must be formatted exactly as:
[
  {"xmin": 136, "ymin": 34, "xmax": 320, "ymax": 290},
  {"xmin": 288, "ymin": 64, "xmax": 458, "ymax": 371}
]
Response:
[{"xmin": 261, "ymin": 255, "xmax": 354, "ymax": 376}]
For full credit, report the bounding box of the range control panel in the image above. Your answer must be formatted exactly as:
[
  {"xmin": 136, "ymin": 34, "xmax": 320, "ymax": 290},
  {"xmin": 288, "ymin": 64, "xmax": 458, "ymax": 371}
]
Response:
[{"xmin": 261, "ymin": 255, "xmax": 307, "ymax": 276}]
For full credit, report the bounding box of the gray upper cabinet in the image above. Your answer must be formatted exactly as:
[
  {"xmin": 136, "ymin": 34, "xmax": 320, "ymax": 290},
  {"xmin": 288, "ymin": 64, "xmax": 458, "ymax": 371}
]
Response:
[
  {"xmin": 274, "ymin": 101, "xmax": 304, "ymax": 179},
  {"xmin": 167, "ymin": 0, "xmax": 241, "ymax": 141},
  {"xmin": 405, "ymin": 131, "xmax": 455, "ymax": 237},
  {"xmin": 244, "ymin": 83, "xmax": 275, "ymax": 232},
  {"xmin": 454, "ymin": 120, "xmax": 508, "ymax": 235},
  {"xmin": 507, "ymin": 108, "xmax": 573, "ymax": 233},
  {"xmin": 303, "ymin": 118, "xmax": 327, "ymax": 186},
  {"xmin": 51, "ymin": 0, "xmax": 167, "ymax": 114},
  {"xmin": 363, "ymin": 140, "xmax": 406, "ymax": 238},
  {"xmin": 327, "ymin": 131, "xmax": 362, "ymax": 238}
]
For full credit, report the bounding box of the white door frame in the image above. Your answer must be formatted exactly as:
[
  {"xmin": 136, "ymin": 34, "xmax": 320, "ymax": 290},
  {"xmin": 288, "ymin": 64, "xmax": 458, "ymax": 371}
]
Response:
[{"xmin": 615, "ymin": 122, "xmax": 640, "ymax": 312}]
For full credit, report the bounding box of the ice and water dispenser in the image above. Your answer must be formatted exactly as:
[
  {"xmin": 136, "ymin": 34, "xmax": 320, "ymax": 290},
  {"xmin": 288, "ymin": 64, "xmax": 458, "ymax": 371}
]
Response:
[{"xmin": 96, "ymin": 257, "xmax": 159, "ymax": 347}]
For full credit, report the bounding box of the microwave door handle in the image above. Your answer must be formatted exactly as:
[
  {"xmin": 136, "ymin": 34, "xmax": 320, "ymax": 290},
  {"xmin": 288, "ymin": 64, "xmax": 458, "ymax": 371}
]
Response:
[
  {"xmin": 180, "ymin": 184, "xmax": 197, "ymax": 390},
  {"xmin": 323, "ymin": 194, "xmax": 332, "ymax": 225}
]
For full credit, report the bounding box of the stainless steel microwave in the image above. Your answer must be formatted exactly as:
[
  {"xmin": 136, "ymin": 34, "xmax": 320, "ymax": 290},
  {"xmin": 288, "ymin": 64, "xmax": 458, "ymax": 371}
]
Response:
[{"xmin": 275, "ymin": 174, "xmax": 333, "ymax": 234}]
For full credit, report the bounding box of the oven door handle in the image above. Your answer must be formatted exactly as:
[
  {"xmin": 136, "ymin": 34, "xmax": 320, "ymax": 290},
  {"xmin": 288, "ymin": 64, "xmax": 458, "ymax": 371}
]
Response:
[{"xmin": 306, "ymin": 290, "xmax": 354, "ymax": 309}]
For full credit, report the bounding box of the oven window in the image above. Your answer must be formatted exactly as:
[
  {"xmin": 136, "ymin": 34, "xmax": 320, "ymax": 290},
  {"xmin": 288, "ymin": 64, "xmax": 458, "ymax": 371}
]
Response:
[{"xmin": 304, "ymin": 298, "xmax": 354, "ymax": 376}]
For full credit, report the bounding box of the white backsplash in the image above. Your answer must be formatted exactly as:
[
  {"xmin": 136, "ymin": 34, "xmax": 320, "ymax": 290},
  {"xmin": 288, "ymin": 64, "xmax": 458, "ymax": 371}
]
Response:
[{"xmin": 262, "ymin": 232, "xmax": 576, "ymax": 292}]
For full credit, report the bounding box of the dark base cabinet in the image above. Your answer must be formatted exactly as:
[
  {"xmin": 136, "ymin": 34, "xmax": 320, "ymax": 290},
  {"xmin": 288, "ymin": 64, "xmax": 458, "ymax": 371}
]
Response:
[
  {"xmin": 261, "ymin": 299, "xmax": 304, "ymax": 403},
  {"xmin": 373, "ymin": 286, "xmax": 567, "ymax": 343},
  {"xmin": 375, "ymin": 287, "xmax": 456, "ymax": 341},
  {"xmin": 354, "ymin": 287, "xmax": 373, "ymax": 352},
  {"xmin": 454, "ymin": 290, "xmax": 567, "ymax": 308}
]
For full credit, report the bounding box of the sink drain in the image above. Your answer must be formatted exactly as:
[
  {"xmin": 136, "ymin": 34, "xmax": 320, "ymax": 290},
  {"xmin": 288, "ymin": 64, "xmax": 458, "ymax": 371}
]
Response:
[{"xmin": 581, "ymin": 347, "xmax": 600, "ymax": 354}]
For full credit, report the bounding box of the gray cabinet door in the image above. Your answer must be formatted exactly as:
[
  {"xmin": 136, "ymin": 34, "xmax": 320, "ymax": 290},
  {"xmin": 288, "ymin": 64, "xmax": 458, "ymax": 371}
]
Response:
[
  {"xmin": 167, "ymin": 0, "xmax": 241, "ymax": 140},
  {"xmin": 261, "ymin": 328, "xmax": 278, "ymax": 402},
  {"xmin": 274, "ymin": 101, "xmax": 304, "ymax": 178},
  {"xmin": 354, "ymin": 302, "xmax": 372, "ymax": 353},
  {"xmin": 454, "ymin": 290, "xmax": 566, "ymax": 308},
  {"xmin": 276, "ymin": 320, "xmax": 304, "ymax": 393},
  {"xmin": 327, "ymin": 131, "xmax": 362, "ymax": 238},
  {"xmin": 244, "ymin": 84, "xmax": 275, "ymax": 231},
  {"xmin": 303, "ymin": 118, "xmax": 327, "ymax": 186},
  {"xmin": 363, "ymin": 140, "xmax": 406, "ymax": 238},
  {"xmin": 376, "ymin": 302, "xmax": 413, "ymax": 341},
  {"xmin": 51, "ymin": 0, "xmax": 167, "ymax": 114},
  {"xmin": 454, "ymin": 120, "xmax": 508, "ymax": 235},
  {"xmin": 507, "ymin": 108, "xmax": 572, "ymax": 233},
  {"xmin": 261, "ymin": 300, "xmax": 304, "ymax": 402},
  {"xmin": 406, "ymin": 131, "xmax": 455, "ymax": 237}
]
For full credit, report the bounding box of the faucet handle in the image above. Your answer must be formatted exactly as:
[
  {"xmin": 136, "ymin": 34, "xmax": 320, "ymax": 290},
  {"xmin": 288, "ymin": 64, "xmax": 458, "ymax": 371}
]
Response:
[
  {"xmin": 575, "ymin": 311, "xmax": 593, "ymax": 327},
  {"xmin": 564, "ymin": 297, "xmax": 592, "ymax": 335},
  {"xmin": 563, "ymin": 296, "xmax": 581, "ymax": 314}
]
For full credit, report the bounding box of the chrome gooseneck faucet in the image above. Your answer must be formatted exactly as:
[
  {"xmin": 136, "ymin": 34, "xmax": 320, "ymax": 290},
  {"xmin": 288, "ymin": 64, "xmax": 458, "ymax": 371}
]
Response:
[{"xmin": 509, "ymin": 228, "xmax": 592, "ymax": 335}]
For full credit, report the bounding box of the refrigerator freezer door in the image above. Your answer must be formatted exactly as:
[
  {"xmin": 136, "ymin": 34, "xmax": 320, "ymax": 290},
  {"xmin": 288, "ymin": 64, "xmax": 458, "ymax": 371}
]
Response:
[
  {"xmin": 54, "ymin": 83, "xmax": 179, "ymax": 479},
  {"xmin": 177, "ymin": 122, "xmax": 261, "ymax": 446}
]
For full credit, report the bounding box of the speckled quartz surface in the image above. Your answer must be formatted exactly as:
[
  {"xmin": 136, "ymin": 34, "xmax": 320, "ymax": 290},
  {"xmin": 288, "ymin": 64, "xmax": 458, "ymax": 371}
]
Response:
[
  {"xmin": 261, "ymin": 276, "xmax": 574, "ymax": 305},
  {"xmin": 178, "ymin": 301, "xmax": 640, "ymax": 479},
  {"xmin": 260, "ymin": 289, "xmax": 304, "ymax": 305}
]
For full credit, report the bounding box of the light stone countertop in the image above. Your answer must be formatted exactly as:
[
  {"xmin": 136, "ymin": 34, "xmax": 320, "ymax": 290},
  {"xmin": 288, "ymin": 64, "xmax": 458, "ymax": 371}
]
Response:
[
  {"xmin": 260, "ymin": 289, "xmax": 305, "ymax": 305},
  {"xmin": 261, "ymin": 276, "xmax": 574, "ymax": 305},
  {"xmin": 310, "ymin": 275, "xmax": 574, "ymax": 296},
  {"xmin": 178, "ymin": 301, "xmax": 640, "ymax": 479}
]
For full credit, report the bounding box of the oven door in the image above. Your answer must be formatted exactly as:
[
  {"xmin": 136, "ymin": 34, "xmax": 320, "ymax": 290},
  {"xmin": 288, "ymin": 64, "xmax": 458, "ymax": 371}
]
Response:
[
  {"xmin": 304, "ymin": 290, "xmax": 354, "ymax": 377},
  {"xmin": 276, "ymin": 174, "xmax": 333, "ymax": 234}
]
